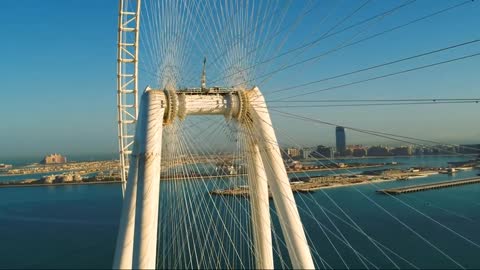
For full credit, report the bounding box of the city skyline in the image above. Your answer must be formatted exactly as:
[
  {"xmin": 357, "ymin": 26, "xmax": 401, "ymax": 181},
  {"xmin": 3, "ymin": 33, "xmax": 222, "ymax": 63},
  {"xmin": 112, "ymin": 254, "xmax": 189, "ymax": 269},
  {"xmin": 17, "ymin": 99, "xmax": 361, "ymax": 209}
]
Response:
[
  {"xmin": 282, "ymin": 124, "xmax": 479, "ymax": 158},
  {"xmin": 282, "ymin": 125, "xmax": 480, "ymax": 149},
  {"xmin": 1, "ymin": 124, "xmax": 479, "ymax": 160}
]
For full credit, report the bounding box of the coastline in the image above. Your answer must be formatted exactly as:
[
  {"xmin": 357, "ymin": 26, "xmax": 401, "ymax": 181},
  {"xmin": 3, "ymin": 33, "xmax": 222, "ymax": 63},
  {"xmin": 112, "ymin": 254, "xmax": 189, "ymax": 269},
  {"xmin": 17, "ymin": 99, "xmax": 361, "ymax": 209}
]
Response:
[
  {"xmin": 301, "ymin": 154, "xmax": 476, "ymax": 161},
  {"xmin": 0, "ymin": 180, "xmax": 123, "ymax": 189},
  {"xmin": 1, "ymin": 154, "xmax": 472, "ymax": 177},
  {"xmin": 297, "ymin": 177, "xmax": 399, "ymax": 192},
  {"xmin": 0, "ymin": 176, "xmax": 395, "ymax": 190},
  {"xmin": 0, "ymin": 163, "xmax": 386, "ymax": 185},
  {"xmin": 210, "ymin": 177, "xmax": 414, "ymax": 197},
  {"xmin": 211, "ymin": 169, "xmax": 447, "ymax": 197},
  {"xmin": 0, "ymin": 160, "xmax": 119, "ymax": 177}
]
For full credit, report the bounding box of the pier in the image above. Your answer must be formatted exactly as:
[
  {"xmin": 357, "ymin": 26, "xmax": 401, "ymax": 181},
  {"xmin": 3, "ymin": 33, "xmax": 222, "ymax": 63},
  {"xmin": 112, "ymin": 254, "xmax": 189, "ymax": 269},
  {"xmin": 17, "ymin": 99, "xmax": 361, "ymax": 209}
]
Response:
[{"xmin": 377, "ymin": 177, "xmax": 480, "ymax": 195}]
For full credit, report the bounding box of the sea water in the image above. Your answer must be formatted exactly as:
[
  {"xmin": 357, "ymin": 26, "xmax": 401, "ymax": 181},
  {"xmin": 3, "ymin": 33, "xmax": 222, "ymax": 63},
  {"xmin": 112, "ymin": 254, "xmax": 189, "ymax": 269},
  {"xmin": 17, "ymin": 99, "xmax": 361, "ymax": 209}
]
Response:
[{"xmin": 0, "ymin": 156, "xmax": 479, "ymax": 268}]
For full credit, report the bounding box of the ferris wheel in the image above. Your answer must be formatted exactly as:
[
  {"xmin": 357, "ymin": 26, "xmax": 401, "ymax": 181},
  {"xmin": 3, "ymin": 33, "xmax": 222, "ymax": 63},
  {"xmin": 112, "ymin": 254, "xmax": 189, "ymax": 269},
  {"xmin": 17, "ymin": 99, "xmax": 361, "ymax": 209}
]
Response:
[
  {"xmin": 114, "ymin": 0, "xmax": 480, "ymax": 269},
  {"xmin": 115, "ymin": 0, "xmax": 317, "ymax": 269}
]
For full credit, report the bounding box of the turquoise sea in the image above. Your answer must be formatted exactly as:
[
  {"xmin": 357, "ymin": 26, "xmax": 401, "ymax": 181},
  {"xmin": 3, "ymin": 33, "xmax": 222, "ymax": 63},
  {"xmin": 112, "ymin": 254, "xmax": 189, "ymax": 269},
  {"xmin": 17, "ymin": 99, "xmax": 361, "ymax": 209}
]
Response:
[{"xmin": 0, "ymin": 156, "xmax": 479, "ymax": 268}]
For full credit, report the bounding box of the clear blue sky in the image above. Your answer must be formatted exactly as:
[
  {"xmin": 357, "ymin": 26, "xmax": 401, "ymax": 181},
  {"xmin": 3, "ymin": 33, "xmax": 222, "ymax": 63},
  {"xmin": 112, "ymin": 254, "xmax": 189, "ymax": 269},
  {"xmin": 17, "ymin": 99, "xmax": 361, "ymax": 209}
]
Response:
[{"xmin": 0, "ymin": 0, "xmax": 479, "ymax": 159}]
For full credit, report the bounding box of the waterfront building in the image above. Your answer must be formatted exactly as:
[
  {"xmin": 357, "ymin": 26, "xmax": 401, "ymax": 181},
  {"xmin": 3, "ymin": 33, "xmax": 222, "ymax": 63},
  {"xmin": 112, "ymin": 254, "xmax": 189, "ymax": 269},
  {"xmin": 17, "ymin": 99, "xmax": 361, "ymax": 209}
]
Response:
[
  {"xmin": 56, "ymin": 174, "xmax": 73, "ymax": 183},
  {"xmin": 40, "ymin": 175, "xmax": 56, "ymax": 184},
  {"xmin": 342, "ymin": 148, "xmax": 353, "ymax": 157},
  {"xmin": 300, "ymin": 148, "xmax": 314, "ymax": 159},
  {"xmin": 442, "ymin": 145, "xmax": 457, "ymax": 154},
  {"xmin": 348, "ymin": 145, "xmax": 367, "ymax": 157},
  {"xmin": 352, "ymin": 148, "xmax": 367, "ymax": 157},
  {"xmin": 367, "ymin": 146, "xmax": 391, "ymax": 156},
  {"xmin": 458, "ymin": 144, "xmax": 480, "ymax": 154},
  {"xmin": 414, "ymin": 147, "xmax": 424, "ymax": 155},
  {"xmin": 313, "ymin": 145, "xmax": 334, "ymax": 159},
  {"xmin": 287, "ymin": 148, "xmax": 301, "ymax": 158},
  {"xmin": 423, "ymin": 147, "xmax": 436, "ymax": 155},
  {"xmin": 422, "ymin": 145, "xmax": 460, "ymax": 155},
  {"xmin": 391, "ymin": 146, "xmax": 413, "ymax": 156},
  {"xmin": 0, "ymin": 163, "xmax": 12, "ymax": 171},
  {"xmin": 288, "ymin": 161, "xmax": 303, "ymax": 170},
  {"xmin": 335, "ymin": 126, "xmax": 346, "ymax": 156},
  {"xmin": 421, "ymin": 145, "xmax": 458, "ymax": 155},
  {"xmin": 41, "ymin": 153, "xmax": 67, "ymax": 164}
]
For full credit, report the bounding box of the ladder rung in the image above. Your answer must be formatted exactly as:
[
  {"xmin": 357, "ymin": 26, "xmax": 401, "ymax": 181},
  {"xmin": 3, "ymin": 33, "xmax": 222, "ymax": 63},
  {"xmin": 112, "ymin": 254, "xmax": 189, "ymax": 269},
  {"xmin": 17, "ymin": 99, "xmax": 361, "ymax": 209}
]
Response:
[
  {"xmin": 120, "ymin": 11, "xmax": 136, "ymax": 15},
  {"xmin": 121, "ymin": 120, "xmax": 135, "ymax": 124},
  {"xmin": 119, "ymin": 27, "xmax": 136, "ymax": 32},
  {"xmin": 119, "ymin": 42, "xmax": 135, "ymax": 46},
  {"xmin": 119, "ymin": 58, "xmax": 135, "ymax": 63},
  {"xmin": 118, "ymin": 89, "xmax": 135, "ymax": 94}
]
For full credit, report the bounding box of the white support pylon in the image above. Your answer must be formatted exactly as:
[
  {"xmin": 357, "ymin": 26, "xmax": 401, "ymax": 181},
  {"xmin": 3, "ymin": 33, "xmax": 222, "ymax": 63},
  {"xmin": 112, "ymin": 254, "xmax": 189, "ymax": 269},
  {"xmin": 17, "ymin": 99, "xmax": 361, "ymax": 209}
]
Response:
[
  {"xmin": 247, "ymin": 87, "xmax": 315, "ymax": 269},
  {"xmin": 245, "ymin": 138, "xmax": 274, "ymax": 269},
  {"xmin": 113, "ymin": 86, "xmax": 150, "ymax": 269},
  {"xmin": 114, "ymin": 86, "xmax": 314, "ymax": 269},
  {"xmin": 114, "ymin": 88, "xmax": 166, "ymax": 269},
  {"xmin": 131, "ymin": 89, "xmax": 166, "ymax": 269},
  {"xmin": 112, "ymin": 149, "xmax": 139, "ymax": 269}
]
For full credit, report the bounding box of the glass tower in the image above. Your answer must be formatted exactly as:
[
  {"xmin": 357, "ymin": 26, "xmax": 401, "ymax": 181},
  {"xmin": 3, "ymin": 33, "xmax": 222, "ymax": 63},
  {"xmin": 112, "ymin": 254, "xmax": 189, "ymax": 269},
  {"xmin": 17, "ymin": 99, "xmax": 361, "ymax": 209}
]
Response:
[{"xmin": 335, "ymin": 126, "xmax": 346, "ymax": 155}]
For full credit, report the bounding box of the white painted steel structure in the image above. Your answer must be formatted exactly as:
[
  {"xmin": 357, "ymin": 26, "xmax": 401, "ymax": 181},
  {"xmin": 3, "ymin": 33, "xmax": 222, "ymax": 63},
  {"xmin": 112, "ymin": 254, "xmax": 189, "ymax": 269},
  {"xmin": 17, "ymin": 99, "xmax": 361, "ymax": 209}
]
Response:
[
  {"xmin": 115, "ymin": 0, "xmax": 314, "ymax": 269},
  {"xmin": 114, "ymin": 87, "xmax": 314, "ymax": 269},
  {"xmin": 117, "ymin": 0, "xmax": 141, "ymax": 190}
]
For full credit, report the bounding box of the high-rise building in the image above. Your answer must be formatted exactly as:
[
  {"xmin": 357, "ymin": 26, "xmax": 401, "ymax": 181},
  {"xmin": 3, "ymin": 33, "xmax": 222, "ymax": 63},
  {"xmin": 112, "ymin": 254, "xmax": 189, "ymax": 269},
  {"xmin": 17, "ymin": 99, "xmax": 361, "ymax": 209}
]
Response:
[{"xmin": 335, "ymin": 126, "xmax": 346, "ymax": 156}]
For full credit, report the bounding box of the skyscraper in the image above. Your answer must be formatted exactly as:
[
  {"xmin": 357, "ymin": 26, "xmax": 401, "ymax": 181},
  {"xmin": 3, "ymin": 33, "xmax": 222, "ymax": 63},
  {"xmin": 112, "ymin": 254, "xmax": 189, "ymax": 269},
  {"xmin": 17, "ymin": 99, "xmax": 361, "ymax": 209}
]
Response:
[{"xmin": 335, "ymin": 126, "xmax": 346, "ymax": 156}]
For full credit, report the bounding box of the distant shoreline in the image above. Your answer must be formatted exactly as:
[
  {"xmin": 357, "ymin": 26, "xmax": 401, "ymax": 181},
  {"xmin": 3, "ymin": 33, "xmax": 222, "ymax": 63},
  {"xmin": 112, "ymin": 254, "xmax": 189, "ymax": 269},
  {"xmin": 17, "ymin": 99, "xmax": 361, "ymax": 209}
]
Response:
[
  {"xmin": 1, "ymin": 155, "xmax": 473, "ymax": 177},
  {"xmin": 210, "ymin": 177, "xmax": 407, "ymax": 197},
  {"xmin": 0, "ymin": 164, "xmax": 387, "ymax": 188},
  {"xmin": 0, "ymin": 170, "xmax": 71, "ymax": 177},
  {"xmin": 0, "ymin": 160, "xmax": 119, "ymax": 177},
  {"xmin": 301, "ymin": 154, "xmax": 476, "ymax": 161},
  {"xmin": 0, "ymin": 181, "xmax": 123, "ymax": 189}
]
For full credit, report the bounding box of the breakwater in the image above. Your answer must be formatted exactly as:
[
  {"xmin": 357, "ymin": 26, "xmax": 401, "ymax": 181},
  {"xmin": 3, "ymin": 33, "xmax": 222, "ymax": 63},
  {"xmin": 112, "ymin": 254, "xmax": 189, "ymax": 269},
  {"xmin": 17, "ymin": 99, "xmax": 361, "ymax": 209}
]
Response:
[{"xmin": 377, "ymin": 177, "xmax": 480, "ymax": 195}]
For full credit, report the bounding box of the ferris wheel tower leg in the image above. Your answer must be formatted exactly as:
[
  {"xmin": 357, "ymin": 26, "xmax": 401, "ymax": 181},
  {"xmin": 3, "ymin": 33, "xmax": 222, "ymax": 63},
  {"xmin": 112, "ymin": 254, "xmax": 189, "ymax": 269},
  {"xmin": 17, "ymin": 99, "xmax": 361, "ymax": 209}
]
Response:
[
  {"xmin": 113, "ymin": 148, "xmax": 139, "ymax": 269},
  {"xmin": 245, "ymin": 136, "xmax": 274, "ymax": 269},
  {"xmin": 132, "ymin": 89, "xmax": 165, "ymax": 269},
  {"xmin": 131, "ymin": 89, "xmax": 165, "ymax": 269},
  {"xmin": 248, "ymin": 87, "xmax": 315, "ymax": 269}
]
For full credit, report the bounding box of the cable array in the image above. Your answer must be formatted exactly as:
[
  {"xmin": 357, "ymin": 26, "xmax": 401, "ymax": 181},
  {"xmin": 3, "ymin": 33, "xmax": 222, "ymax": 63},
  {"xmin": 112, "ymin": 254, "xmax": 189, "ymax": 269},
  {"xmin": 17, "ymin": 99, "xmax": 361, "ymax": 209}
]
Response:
[{"xmin": 130, "ymin": 0, "xmax": 480, "ymax": 268}]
